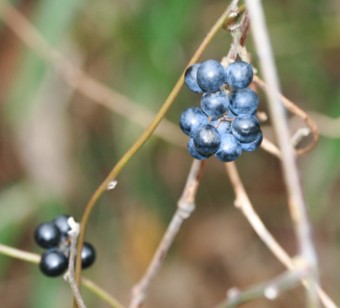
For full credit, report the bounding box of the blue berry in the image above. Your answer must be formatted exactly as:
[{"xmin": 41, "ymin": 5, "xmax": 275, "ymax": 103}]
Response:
[
  {"xmin": 200, "ymin": 91, "xmax": 230, "ymax": 120},
  {"xmin": 214, "ymin": 133, "xmax": 242, "ymax": 162},
  {"xmin": 81, "ymin": 242, "xmax": 96, "ymax": 269},
  {"xmin": 229, "ymin": 88, "xmax": 259, "ymax": 115},
  {"xmin": 184, "ymin": 63, "xmax": 203, "ymax": 93},
  {"xmin": 240, "ymin": 130, "xmax": 263, "ymax": 152},
  {"xmin": 193, "ymin": 124, "xmax": 221, "ymax": 156},
  {"xmin": 231, "ymin": 114, "xmax": 260, "ymax": 143},
  {"xmin": 34, "ymin": 222, "xmax": 61, "ymax": 249},
  {"xmin": 53, "ymin": 215, "xmax": 71, "ymax": 237},
  {"xmin": 225, "ymin": 60, "xmax": 253, "ymax": 89},
  {"xmin": 39, "ymin": 249, "xmax": 68, "ymax": 277},
  {"xmin": 197, "ymin": 60, "xmax": 225, "ymax": 93},
  {"xmin": 179, "ymin": 107, "xmax": 208, "ymax": 137},
  {"xmin": 187, "ymin": 138, "xmax": 209, "ymax": 160}
]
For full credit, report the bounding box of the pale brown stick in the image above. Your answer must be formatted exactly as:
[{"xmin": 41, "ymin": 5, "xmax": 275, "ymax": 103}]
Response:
[
  {"xmin": 253, "ymin": 75, "xmax": 319, "ymax": 156},
  {"xmin": 245, "ymin": 1, "xmax": 319, "ymax": 306},
  {"xmin": 224, "ymin": 162, "xmax": 337, "ymax": 308},
  {"xmin": 129, "ymin": 159, "xmax": 205, "ymax": 308}
]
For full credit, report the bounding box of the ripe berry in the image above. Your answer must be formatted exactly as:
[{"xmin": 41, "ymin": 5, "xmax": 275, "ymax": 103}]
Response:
[
  {"xmin": 39, "ymin": 249, "xmax": 68, "ymax": 277},
  {"xmin": 184, "ymin": 63, "xmax": 203, "ymax": 93},
  {"xmin": 179, "ymin": 107, "xmax": 208, "ymax": 137},
  {"xmin": 81, "ymin": 242, "xmax": 96, "ymax": 269},
  {"xmin": 214, "ymin": 133, "xmax": 242, "ymax": 162},
  {"xmin": 200, "ymin": 91, "xmax": 230, "ymax": 120},
  {"xmin": 225, "ymin": 60, "xmax": 253, "ymax": 89},
  {"xmin": 34, "ymin": 222, "xmax": 61, "ymax": 249},
  {"xmin": 231, "ymin": 114, "xmax": 260, "ymax": 143},
  {"xmin": 187, "ymin": 138, "xmax": 210, "ymax": 160},
  {"xmin": 229, "ymin": 88, "xmax": 259, "ymax": 115},
  {"xmin": 197, "ymin": 60, "xmax": 225, "ymax": 93},
  {"xmin": 240, "ymin": 130, "xmax": 263, "ymax": 152},
  {"xmin": 53, "ymin": 215, "xmax": 71, "ymax": 237},
  {"xmin": 193, "ymin": 124, "xmax": 221, "ymax": 156}
]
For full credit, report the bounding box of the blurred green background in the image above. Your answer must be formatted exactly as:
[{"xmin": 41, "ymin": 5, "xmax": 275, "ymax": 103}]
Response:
[{"xmin": 0, "ymin": 0, "xmax": 339, "ymax": 307}]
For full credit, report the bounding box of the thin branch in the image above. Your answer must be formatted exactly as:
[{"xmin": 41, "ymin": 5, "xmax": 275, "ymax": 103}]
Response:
[
  {"xmin": 63, "ymin": 218, "xmax": 86, "ymax": 308},
  {"xmin": 0, "ymin": 244, "xmax": 124, "ymax": 308},
  {"xmin": 224, "ymin": 162, "xmax": 337, "ymax": 308},
  {"xmin": 81, "ymin": 278, "xmax": 124, "ymax": 308},
  {"xmin": 0, "ymin": 1, "xmax": 185, "ymax": 148},
  {"xmin": 218, "ymin": 267, "xmax": 308, "ymax": 308},
  {"xmin": 260, "ymin": 137, "xmax": 281, "ymax": 159},
  {"xmin": 245, "ymin": 1, "xmax": 319, "ymax": 306},
  {"xmin": 74, "ymin": 3, "xmax": 242, "ymax": 291},
  {"xmin": 129, "ymin": 159, "xmax": 205, "ymax": 308},
  {"xmin": 0, "ymin": 243, "xmax": 40, "ymax": 264},
  {"xmin": 253, "ymin": 76, "xmax": 319, "ymax": 155}
]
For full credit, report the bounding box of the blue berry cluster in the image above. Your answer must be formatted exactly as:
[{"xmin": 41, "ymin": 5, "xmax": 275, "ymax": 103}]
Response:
[
  {"xmin": 180, "ymin": 60, "xmax": 262, "ymax": 162},
  {"xmin": 34, "ymin": 215, "xmax": 96, "ymax": 277}
]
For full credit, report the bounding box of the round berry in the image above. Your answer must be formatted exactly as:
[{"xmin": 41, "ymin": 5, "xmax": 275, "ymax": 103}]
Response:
[
  {"xmin": 184, "ymin": 63, "xmax": 203, "ymax": 93},
  {"xmin": 34, "ymin": 222, "xmax": 61, "ymax": 249},
  {"xmin": 39, "ymin": 249, "xmax": 68, "ymax": 277},
  {"xmin": 214, "ymin": 133, "xmax": 242, "ymax": 162},
  {"xmin": 225, "ymin": 60, "xmax": 253, "ymax": 89},
  {"xmin": 187, "ymin": 138, "xmax": 210, "ymax": 160},
  {"xmin": 53, "ymin": 215, "xmax": 71, "ymax": 237},
  {"xmin": 81, "ymin": 242, "xmax": 96, "ymax": 269},
  {"xmin": 193, "ymin": 124, "xmax": 221, "ymax": 156},
  {"xmin": 240, "ymin": 130, "xmax": 263, "ymax": 152},
  {"xmin": 229, "ymin": 88, "xmax": 259, "ymax": 115},
  {"xmin": 200, "ymin": 91, "xmax": 230, "ymax": 120},
  {"xmin": 231, "ymin": 114, "xmax": 260, "ymax": 143},
  {"xmin": 179, "ymin": 107, "xmax": 208, "ymax": 137},
  {"xmin": 197, "ymin": 60, "xmax": 225, "ymax": 93}
]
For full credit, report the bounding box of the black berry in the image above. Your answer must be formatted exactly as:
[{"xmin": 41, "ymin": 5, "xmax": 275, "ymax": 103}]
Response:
[
  {"xmin": 81, "ymin": 242, "xmax": 96, "ymax": 269},
  {"xmin": 193, "ymin": 124, "xmax": 221, "ymax": 156},
  {"xmin": 53, "ymin": 215, "xmax": 71, "ymax": 237},
  {"xmin": 39, "ymin": 249, "xmax": 68, "ymax": 277},
  {"xmin": 34, "ymin": 222, "xmax": 61, "ymax": 249}
]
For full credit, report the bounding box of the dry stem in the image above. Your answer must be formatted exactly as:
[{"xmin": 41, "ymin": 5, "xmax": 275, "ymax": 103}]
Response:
[
  {"xmin": 253, "ymin": 76, "xmax": 319, "ymax": 155},
  {"xmin": 129, "ymin": 159, "xmax": 205, "ymax": 308},
  {"xmin": 224, "ymin": 162, "xmax": 337, "ymax": 308},
  {"xmin": 245, "ymin": 1, "xmax": 319, "ymax": 305},
  {"xmin": 63, "ymin": 218, "xmax": 86, "ymax": 308},
  {"xmin": 219, "ymin": 268, "xmax": 308, "ymax": 307}
]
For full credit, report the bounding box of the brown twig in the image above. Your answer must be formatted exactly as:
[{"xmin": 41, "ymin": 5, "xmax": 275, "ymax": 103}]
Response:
[
  {"xmin": 218, "ymin": 267, "xmax": 308, "ymax": 307},
  {"xmin": 63, "ymin": 218, "xmax": 86, "ymax": 308},
  {"xmin": 253, "ymin": 75, "xmax": 319, "ymax": 155},
  {"xmin": 224, "ymin": 162, "xmax": 337, "ymax": 308},
  {"xmin": 129, "ymin": 159, "xmax": 205, "ymax": 308}
]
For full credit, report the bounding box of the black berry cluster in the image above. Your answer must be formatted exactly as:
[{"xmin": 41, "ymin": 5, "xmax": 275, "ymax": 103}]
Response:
[
  {"xmin": 34, "ymin": 215, "xmax": 96, "ymax": 277},
  {"xmin": 180, "ymin": 60, "xmax": 262, "ymax": 162}
]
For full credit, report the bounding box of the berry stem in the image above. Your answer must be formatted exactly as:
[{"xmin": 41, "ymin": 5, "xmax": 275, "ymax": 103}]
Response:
[
  {"xmin": 64, "ymin": 219, "xmax": 86, "ymax": 308},
  {"xmin": 74, "ymin": 1, "xmax": 243, "ymax": 296}
]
